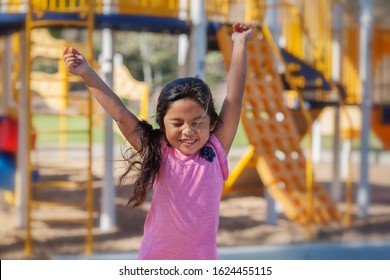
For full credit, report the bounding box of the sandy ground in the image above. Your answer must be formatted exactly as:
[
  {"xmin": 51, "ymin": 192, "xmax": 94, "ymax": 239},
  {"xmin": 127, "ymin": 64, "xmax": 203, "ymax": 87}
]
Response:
[{"xmin": 1, "ymin": 148, "xmax": 390, "ymax": 260}]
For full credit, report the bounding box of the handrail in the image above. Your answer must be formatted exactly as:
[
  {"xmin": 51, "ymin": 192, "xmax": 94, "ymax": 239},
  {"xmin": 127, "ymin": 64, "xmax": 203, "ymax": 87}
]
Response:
[
  {"xmin": 273, "ymin": 1, "xmax": 332, "ymax": 77},
  {"xmin": 95, "ymin": 0, "xmax": 183, "ymax": 17},
  {"xmin": 0, "ymin": 0, "xmax": 27, "ymax": 13},
  {"xmin": 1, "ymin": 0, "xmax": 266, "ymax": 24},
  {"xmin": 30, "ymin": 0, "xmax": 90, "ymax": 13}
]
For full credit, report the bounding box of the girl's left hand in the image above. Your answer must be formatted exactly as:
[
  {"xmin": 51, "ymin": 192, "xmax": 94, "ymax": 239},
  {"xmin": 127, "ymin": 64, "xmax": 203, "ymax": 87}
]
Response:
[{"xmin": 231, "ymin": 23, "xmax": 252, "ymax": 42}]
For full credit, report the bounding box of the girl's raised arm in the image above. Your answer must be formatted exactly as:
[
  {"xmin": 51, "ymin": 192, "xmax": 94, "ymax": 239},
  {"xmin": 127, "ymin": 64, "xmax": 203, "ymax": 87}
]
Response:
[
  {"xmin": 63, "ymin": 47, "xmax": 142, "ymax": 150},
  {"xmin": 214, "ymin": 23, "xmax": 252, "ymax": 155}
]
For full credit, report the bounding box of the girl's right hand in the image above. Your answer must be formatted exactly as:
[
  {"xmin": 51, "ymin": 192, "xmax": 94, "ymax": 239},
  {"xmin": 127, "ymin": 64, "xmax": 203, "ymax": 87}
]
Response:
[{"xmin": 63, "ymin": 47, "xmax": 89, "ymax": 76}]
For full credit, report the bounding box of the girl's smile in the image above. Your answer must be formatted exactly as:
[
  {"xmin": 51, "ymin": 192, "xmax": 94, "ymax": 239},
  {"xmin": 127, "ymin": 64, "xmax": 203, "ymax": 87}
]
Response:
[{"xmin": 163, "ymin": 98, "xmax": 215, "ymax": 155}]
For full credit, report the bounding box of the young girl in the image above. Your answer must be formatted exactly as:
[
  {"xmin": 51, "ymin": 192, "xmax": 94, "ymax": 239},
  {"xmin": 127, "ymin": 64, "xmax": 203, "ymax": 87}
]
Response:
[{"xmin": 63, "ymin": 23, "xmax": 252, "ymax": 260}]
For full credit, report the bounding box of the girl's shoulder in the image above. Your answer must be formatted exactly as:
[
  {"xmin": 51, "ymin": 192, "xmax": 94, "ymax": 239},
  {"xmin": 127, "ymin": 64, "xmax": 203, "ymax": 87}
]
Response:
[
  {"xmin": 206, "ymin": 134, "xmax": 229, "ymax": 180},
  {"xmin": 208, "ymin": 134, "xmax": 226, "ymax": 157}
]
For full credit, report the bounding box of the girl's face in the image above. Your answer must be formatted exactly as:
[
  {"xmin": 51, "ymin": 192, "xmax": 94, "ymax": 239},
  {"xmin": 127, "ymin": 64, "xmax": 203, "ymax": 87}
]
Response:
[{"xmin": 163, "ymin": 98, "xmax": 215, "ymax": 155}]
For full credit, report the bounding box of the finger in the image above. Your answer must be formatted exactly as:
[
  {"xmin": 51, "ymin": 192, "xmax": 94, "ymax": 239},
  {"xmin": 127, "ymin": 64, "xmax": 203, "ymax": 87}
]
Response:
[
  {"xmin": 65, "ymin": 60, "xmax": 75, "ymax": 68},
  {"xmin": 233, "ymin": 23, "xmax": 249, "ymax": 33},
  {"xmin": 64, "ymin": 56, "xmax": 76, "ymax": 64},
  {"xmin": 65, "ymin": 58, "xmax": 78, "ymax": 68},
  {"xmin": 63, "ymin": 53, "xmax": 74, "ymax": 60},
  {"xmin": 233, "ymin": 23, "xmax": 240, "ymax": 32},
  {"xmin": 64, "ymin": 47, "xmax": 77, "ymax": 55}
]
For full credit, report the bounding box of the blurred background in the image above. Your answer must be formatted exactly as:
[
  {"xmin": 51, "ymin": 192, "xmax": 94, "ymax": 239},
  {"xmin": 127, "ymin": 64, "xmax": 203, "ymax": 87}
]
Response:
[{"xmin": 0, "ymin": 0, "xmax": 389, "ymax": 259}]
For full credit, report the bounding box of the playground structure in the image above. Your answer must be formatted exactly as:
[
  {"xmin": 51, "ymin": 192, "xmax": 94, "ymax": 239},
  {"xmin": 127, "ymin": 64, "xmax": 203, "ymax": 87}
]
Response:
[{"xmin": 0, "ymin": 0, "xmax": 389, "ymax": 256}]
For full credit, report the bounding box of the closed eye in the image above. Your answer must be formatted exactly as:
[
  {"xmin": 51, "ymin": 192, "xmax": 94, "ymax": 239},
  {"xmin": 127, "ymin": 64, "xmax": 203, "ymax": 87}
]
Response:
[{"xmin": 171, "ymin": 123, "xmax": 183, "ymax": 127}]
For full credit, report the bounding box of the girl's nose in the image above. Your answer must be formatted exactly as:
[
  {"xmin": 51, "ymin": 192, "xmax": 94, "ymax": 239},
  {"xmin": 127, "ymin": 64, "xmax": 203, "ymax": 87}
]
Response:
[{"xmin": 182, "ymin": 124, "xmax": 194, "ymax": 136}]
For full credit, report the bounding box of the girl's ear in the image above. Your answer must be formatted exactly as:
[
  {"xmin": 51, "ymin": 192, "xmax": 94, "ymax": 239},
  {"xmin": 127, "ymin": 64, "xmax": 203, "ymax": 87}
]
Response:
[{"xmin": 210, "ymin": 122, "xmax": 216, "ymax": 132}]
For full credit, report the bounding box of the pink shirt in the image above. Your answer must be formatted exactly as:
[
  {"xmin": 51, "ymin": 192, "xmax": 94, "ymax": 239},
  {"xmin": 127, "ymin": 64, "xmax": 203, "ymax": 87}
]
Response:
[{"xmin": 138, "ymin": 134, "xmax": 229, "ymax": 260}]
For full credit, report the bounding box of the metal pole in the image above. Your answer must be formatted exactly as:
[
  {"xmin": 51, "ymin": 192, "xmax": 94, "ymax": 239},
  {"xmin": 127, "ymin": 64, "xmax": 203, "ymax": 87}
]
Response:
[
  {"xmin": 99, "ymin": 28, "xmax": 116, "ymax": 231},
  {"xmin": 15, "ymin": 31, "xmax": 28, "ymax": 229},
  {"xmin": 264, "ymin": 0, "xmax": 280, "ymax": 225},
  {"xmin": 312, "ymin": 120, "xmax": 322, "ymax": 163},
  {"xmin": 357, "ymin": 0, "xmax": 373, "ymax": 218},
  {"xmin": 190, "ymin": 0, "xmax": 206, "ymax": 78},
  {"xmin": 2, "ymin": 35, "xmax": 13, "ymax": 110},
  {"xmin": 330, "ymin": 3, "xmax": 343, "ymax": 203},
  {"xmin": 178, "ymin": 0, "xmax": 190, "ymax": 76}
]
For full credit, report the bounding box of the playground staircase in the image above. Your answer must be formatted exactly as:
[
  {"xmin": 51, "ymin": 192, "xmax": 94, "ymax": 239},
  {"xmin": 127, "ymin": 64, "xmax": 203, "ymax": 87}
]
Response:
[
  {"xmin": 371, "ymin": 29, "xmax": 390, "ymax": 150},
  {"xmin": 217, "ymin": 25, "xmax": 340, "ymax": 226},
  {"xmin": 280, "ymin": 49, "xmax": 346, "ymax": 107},
  {"xmin": 372, "ymin": 104, "xmax": 390, "ymax": 150},
  {"xmin": 24, "ymin": 2, "xmax": 95, "ymax": 254},
  {"xmin": 279, "ymin": 49, "xmax": 347, "ymax": 139}
]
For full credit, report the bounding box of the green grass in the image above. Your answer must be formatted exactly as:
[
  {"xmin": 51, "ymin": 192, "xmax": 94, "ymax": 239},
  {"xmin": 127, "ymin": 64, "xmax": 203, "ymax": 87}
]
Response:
[
  {"xmin": 232, "ymin": 121, "xmax": 249, "ymax": 147},
  {"xmin": 32, "ymin": 114, "xmax": 250, "ymax": 147},
  {"xmin": 33, "ymin": 114, "xmax": 383, "ymax": 152},
  {"xmin": 33, "ymin": 115, "xmax": 106, "ymax": 145}
]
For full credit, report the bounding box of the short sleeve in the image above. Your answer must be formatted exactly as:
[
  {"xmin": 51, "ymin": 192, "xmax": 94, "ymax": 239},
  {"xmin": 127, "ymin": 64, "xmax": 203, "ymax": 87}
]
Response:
[{"xmin": 208, "ymin": 134, "xmax": 229, "ymax": 180}]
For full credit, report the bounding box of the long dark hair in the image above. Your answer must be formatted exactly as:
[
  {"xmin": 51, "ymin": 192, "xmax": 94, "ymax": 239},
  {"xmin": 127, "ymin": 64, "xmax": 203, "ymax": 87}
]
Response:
[{"xmin": 119, "ymin": 77, "xmax": 220, "ymax": 207}]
